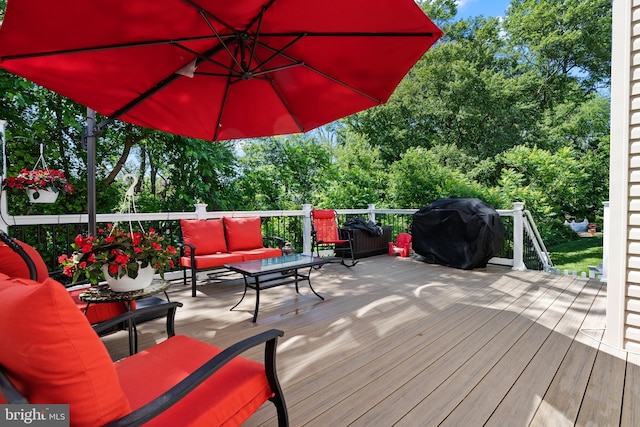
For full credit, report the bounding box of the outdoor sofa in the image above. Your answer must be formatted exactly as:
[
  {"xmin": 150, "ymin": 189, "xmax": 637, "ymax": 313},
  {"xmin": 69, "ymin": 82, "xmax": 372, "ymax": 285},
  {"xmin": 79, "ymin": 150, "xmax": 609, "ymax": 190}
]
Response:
[{"xmin": 179, "ymin": 217, "xmax": 283, "ymax": 297}]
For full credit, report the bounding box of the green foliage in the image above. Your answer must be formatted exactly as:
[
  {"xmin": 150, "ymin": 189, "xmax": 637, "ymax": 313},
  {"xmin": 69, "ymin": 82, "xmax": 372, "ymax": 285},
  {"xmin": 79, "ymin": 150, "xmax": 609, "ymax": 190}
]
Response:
[
  {"xmin": 314, "ymin": 131, "xmax": 387, "ymax": 209},
  {"xmin": 387, "ymin": 147, "xmax": 498, "ymax": 209},
  {"xmin": 548, "ymin": 235, "xmax": 603, "ymax": 275}
]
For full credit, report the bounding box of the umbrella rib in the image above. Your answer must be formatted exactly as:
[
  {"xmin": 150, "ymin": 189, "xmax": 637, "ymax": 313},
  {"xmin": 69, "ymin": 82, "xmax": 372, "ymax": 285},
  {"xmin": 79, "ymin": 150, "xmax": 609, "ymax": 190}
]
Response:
[
  {"xmin": 255, "ymin": 41, "xmax": 383, "ymax": 103},
  {"xmin": 245, "ymin": 0, "xmax": 277, "ymax": 31},
  {"xmin": 266, "ymin": 77, "xmax": 305, "ymax": 133},
  {"xmin": 0, "ymin": 35, "xmax": 234, "ymax": 61},
  {"xmin": 248, "ymin": 49, "xmax": 304, "ymax": 133},
  {"xmin": 182, "ymin": 0, "xmax": 238, "ymax": 34},
  {"xmin": 174, "ymin": 43, "xmax": 240, "ymax": 76},
  {"xmin": 249, "ymin": 34, "xmax": 305, "ymax": 74},
  {"xmin": 213, "ymin": 44, "xmax": 240, "ymax": 140},
  {"xmin": 246, "ymin": 7, "xmax": 266, "ymax": 71},
  {"xmin": 197, "ymin": 10, "xmax": 244, "ymax": 73},
  {"xmin": 108, "ymin": 43, "xmax": 228, "ymax": 122}
]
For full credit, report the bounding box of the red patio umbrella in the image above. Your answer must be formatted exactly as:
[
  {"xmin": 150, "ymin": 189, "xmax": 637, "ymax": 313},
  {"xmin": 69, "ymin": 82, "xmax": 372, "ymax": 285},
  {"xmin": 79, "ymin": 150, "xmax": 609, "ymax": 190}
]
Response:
[{"xmin": 0, "ymin": 0, "xmax": 443, "ymax": 141}]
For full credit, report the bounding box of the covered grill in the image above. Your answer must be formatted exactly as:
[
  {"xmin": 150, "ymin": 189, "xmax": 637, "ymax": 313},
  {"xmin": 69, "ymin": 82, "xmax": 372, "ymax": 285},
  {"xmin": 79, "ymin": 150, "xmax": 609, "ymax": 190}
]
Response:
[{"xmin": 411, "ymin": 197, "xmax": 505, "ymax": 269}]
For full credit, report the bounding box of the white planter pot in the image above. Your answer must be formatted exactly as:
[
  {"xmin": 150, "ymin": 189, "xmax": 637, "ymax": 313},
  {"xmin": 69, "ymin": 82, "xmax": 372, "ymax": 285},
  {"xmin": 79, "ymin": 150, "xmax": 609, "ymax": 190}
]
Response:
[
  {"xmin": 102, "ymin": 263, "xmax": 155, "ymax": 292},
  {"xmin": 27, "ymin": 187, "xmax": 59, "ymax": 203}
]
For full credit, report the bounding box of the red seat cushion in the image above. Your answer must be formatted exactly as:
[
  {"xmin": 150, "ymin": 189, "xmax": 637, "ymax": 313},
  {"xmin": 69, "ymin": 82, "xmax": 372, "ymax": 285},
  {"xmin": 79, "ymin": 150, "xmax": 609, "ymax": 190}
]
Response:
[
  {"xmin": 0, "ymin": 239, "xmax": 50, "ymax": 282},
  {"xmin": 234, "ymin": 247, "xmax": 283, "ymax": 261},
  {"xmin": 179, "ymin": 252, "xmax": 244, "ymax": 269},
  {"xmin": 180, "ymin": 219, "xmax": 228, "ymax": 255},
  {"xmin": 224, "ymin": 217, "xmax": 264, "ymax": 251},
  {"xmin": 116, "ymin": 335, "xmax": 273, "ymax": 427},
  {"xmin": 0, "ymin": 276, "xmax": 131, "ymax": 426},
  {"xmin": 311, "ymin": 210, "xmax": 342, "ymax": 242}
]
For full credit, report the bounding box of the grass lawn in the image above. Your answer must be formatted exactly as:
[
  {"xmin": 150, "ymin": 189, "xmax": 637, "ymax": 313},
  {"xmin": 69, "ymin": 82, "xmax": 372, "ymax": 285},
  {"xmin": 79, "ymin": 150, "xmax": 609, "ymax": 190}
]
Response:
[{"xmin": 547, "ymin": 235, "xmax": 603, "ymax": 275}]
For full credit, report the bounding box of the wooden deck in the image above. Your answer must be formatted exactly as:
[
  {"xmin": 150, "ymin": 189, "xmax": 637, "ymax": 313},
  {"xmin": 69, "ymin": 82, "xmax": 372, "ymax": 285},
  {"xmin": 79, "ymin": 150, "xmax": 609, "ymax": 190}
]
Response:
[{"xmin": 102, "ymin": 255, "xmax": 640, "ymax": 426}]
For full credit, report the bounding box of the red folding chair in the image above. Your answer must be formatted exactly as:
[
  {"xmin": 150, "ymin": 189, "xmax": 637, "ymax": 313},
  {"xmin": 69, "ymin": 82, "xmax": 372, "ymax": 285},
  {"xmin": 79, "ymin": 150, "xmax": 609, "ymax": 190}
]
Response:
[{"xmin": 310, "ymin": 209, "xmax": 357, "ymax": 267}]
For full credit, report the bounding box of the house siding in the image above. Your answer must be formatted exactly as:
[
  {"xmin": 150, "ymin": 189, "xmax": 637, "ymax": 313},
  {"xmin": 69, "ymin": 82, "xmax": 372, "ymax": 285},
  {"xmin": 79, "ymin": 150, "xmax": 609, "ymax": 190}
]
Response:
[{"xmin": 623, "ymin": 1, "xmax": 640, "ymax": 352}]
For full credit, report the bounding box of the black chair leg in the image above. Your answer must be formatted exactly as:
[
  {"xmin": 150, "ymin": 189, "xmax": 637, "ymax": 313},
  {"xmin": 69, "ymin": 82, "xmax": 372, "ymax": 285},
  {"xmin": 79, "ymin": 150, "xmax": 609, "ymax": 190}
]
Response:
[{"xmin": 191, "ymin": 266, "xmax": 197, "ymax": 297}]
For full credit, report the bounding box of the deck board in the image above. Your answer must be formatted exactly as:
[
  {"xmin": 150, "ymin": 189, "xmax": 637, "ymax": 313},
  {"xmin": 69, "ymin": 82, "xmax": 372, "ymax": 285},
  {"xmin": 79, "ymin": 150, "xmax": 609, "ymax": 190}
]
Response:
[{"xmin": 100, "ymin": 255, "xmax": 634, "ymax": 426}]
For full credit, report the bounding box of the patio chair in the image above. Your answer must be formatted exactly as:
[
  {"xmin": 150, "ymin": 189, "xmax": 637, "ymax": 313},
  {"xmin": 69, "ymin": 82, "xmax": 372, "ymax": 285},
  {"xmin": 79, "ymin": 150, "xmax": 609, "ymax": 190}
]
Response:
[
  {"xmin": 0, "ymin": 232, "xmax": 181, "ymax": 346},
  {"xmin": 0, "ymin": 274, "xmax": 288, "ymax": 426},
  {"xmin": 310, "ymin": 209, "xmax": 357, "ymax": 267},
  {"xmin": 389, "ymin": 233, "xmax": 412, "ymax": 257}
]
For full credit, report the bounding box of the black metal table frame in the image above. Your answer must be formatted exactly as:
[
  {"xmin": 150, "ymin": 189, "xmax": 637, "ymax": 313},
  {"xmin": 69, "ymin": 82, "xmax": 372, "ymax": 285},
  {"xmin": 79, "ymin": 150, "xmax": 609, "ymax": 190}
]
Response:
[
  {"xmin": 78, "ymin": 280, "xmax": 173, "ymax": 355},
  {"xmin": 225, "ymin": 255, "xmax": 327, "ymax": 322}
]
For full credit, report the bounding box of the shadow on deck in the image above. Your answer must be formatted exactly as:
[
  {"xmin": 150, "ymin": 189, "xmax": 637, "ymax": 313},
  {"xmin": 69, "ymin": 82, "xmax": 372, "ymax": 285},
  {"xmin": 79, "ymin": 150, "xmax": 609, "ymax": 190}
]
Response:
[{"xmin": 101, "ymin": 255, "xmax": 638, "ymax": 426}]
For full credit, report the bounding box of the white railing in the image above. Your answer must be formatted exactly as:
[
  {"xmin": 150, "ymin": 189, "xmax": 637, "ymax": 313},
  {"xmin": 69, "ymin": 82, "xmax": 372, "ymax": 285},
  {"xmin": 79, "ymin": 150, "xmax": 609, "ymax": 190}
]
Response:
[{"xmin": 1, "ymin": 197, "xmax": 550, "ymax": 271}]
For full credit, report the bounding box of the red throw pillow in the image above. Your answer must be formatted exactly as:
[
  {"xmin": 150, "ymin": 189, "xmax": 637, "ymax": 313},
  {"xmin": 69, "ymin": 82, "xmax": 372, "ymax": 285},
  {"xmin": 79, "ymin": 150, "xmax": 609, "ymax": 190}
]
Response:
[
  {"xmin": 0, "ymin": 239, "xmax": 50, "ymax": 282},
  {"xmin": 180, "ymin": 219, "xmax": 227, "ymax": 255},
  {"xmin": 224, "ymin": 217, "xmax": 264, "ymax": 251},
  {"xmin": 0, "ymin": 277, "xmax": 132, "ymax": 426}
]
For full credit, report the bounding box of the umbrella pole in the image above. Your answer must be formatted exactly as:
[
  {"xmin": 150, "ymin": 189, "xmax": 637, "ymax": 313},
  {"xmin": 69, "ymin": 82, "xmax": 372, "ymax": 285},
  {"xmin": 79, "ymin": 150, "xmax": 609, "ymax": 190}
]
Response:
[{"xmin": 85, "ymin": 108, "xmax": 97, "ymax": 236}]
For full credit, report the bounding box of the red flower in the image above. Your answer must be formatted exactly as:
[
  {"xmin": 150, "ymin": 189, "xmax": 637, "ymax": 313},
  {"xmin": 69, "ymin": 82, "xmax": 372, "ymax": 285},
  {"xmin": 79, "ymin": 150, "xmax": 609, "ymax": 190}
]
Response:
[
  {"xmin": 132, "ymin": 232, "xmax": 142, "ymax": 246},
  {"xmin": 167, "ymin": 245, "xmax": 177, "ymax": 254},
  {"xmin": 106, "ymin": 236, "xmax": 115, "ymax": 243},
  {"xmin": 115, "ymin": 254, "xmax": 129, "ymax": 265},
  {"xmin": 62, "ymin": 265, "xmax": 75, "ymax": 277},
  {"xmin": 108, "ymin": 263, "xmax": 119, "ymax": 275},
  {"xmin": 81, "ymin": 243, "xmax": 93, "ymax": 253},
  {"xmin": 152, "ymin": 242, "xmax": 161, "ymax": 250}
]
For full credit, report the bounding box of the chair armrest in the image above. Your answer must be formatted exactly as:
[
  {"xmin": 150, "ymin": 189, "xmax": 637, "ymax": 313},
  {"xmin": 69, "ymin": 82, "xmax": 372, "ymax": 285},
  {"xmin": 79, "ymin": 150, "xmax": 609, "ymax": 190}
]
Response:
[
  {"xmin": 0, "ymin": 369, "xmax": 28, "ymax": 403},
  {"xmin": 178, "ymin": 242, "xmax": 196, "ymax": 257},
  {"xmin": 92, "ymin": 302, "xmax": 183, "ymax": 336},
  {"xmin": 106, "ymin": 329, "xmax": 285, "ymax": 427}
]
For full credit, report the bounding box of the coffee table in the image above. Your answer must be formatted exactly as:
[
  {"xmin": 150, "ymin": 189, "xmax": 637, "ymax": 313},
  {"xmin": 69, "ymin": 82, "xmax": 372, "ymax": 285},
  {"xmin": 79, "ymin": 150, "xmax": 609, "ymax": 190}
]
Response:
[{"xmin": 225, "ymin": 254, "xmax": 327, "ymax": 322}]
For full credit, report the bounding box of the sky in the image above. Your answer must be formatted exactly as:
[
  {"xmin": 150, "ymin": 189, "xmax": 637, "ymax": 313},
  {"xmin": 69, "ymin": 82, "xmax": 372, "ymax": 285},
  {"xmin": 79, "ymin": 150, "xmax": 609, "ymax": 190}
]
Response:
[{"xmin": 456, "ymin": 0, "xmax": 512, "ymax": 19}]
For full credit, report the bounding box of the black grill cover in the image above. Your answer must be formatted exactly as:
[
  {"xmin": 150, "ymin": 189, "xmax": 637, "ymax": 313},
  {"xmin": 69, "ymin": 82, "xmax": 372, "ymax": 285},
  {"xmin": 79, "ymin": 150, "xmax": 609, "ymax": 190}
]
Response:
[{"xmin": 411, "ymin": 197, "xmax": 505, "ymax": 270}]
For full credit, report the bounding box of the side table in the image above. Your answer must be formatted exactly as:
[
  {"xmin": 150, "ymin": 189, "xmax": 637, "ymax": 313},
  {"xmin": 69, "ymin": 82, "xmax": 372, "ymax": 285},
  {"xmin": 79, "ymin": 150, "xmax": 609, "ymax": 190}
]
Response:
[{"xmin": 79, "ymin": 279, "xmax": 178, "ymax": 355}]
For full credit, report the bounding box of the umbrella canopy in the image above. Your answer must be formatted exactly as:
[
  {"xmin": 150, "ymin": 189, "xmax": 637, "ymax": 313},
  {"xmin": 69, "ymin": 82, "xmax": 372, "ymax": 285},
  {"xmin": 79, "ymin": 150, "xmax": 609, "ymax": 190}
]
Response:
[{"xmin": 0, "ymin": 0, "xmax": 442, "ymax": 141}]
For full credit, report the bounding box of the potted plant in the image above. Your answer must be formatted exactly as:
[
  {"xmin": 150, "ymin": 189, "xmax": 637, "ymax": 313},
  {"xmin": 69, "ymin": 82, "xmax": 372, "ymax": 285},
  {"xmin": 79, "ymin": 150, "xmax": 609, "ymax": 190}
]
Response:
[
  {"xmin": 3, "ymin": 168, "xmax": 74, "ymax": 203},
  {"xmin": 59, "ymin": 224, "xmax": 177, "ymax": 291}
]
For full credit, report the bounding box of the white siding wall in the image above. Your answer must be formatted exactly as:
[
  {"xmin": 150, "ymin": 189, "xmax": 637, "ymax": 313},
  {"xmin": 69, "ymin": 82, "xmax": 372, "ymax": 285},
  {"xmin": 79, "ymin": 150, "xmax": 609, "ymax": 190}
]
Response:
[{"xmin": 609, "ymin": 0, "xmax": 640, "ymax": 351}]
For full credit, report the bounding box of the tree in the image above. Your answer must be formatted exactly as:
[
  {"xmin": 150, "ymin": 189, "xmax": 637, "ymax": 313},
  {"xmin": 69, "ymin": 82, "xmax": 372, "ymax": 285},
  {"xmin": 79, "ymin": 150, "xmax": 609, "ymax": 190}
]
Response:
[{"xmin": 314, "ymin": 131, "xmax": 387, "ymax": 209}]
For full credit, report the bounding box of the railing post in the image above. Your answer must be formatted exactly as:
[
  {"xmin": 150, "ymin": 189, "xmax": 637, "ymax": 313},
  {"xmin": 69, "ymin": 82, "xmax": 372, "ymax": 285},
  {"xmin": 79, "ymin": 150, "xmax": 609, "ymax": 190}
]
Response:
[
  {"xmin": 303, "ymin": 204, "xmax": 312, "ymax": 255},
  {"xmin": 0, "ymin": 119, "xmax": 7, "ymax": 233},
  {"xmin": 194, "ymin": 203, "xmax": 208, "ymax": 219},
  {"xmin": 602, "ymin": 201, "xmax": 609, "ymax": 282},
  {"xmin": 512, "ymin": 202, "xmax": 526, "ymax": 271},
  {"xmin": 368, "ymin": 203, "xmax": 376, "ymax": 223}
]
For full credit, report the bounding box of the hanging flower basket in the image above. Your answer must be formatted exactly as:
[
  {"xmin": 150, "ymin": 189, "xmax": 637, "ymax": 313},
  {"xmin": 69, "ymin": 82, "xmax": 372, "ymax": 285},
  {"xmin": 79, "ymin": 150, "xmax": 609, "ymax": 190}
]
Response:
[
  {"xmin": 26, "ymin": 187, "xmax": 60, "ymax": 204},
  {"xmin": 59, "ymin": 224, "xmax": 177, "ymax": 287},
  {"xmin": 3, "ymin": 168, "xmax": 73, "ymax": 203}
]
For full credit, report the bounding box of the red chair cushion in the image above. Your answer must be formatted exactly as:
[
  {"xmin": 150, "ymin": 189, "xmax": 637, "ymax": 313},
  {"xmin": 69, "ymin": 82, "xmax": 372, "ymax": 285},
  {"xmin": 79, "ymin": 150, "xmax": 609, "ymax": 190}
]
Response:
[
  {"xmin": 234, "ymin": 247, "xmax": 283, "ymax": 261},
  {"xmin": 0, "ymin": 276, "xmax": 131, "ymax": 426},
  {"xmin": 116, "ymin": 335, "xmax": 273, "ymax": 427},
  {"xmin": 0, "ymin": 239, "xmax": 50, "ymax": 282},
  {"xmin": 224, "ymin": 217, "xmax": 264, "ymax": 252},
  {"xmin": 311, "ymin": 210, "xmax": 341, "ymax": 242},
  {"xmin": 179, "ymin": 252, "xmax": 244, "ymax": 269},
  {"xmin": 180, "ymin": 219, "xmax": 227, "ymax": 255}
]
